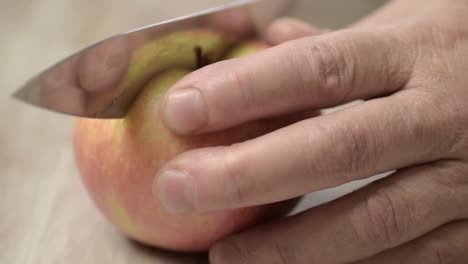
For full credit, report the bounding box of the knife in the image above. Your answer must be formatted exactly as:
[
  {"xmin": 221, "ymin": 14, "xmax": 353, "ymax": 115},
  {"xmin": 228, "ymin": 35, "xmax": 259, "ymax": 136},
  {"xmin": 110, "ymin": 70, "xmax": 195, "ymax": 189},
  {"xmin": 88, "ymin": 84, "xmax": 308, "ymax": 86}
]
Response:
[{"xmin": 13, "ymin": 0, "xmax": 294, "ymax": 119}]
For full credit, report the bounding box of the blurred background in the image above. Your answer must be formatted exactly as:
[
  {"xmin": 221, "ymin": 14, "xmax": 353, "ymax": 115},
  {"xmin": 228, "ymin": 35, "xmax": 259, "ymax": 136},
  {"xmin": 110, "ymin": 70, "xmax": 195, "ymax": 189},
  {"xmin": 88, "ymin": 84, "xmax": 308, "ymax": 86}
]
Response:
[{"xmin": 1, "ymin": 0, "xmax": 386, "ymax": 263}]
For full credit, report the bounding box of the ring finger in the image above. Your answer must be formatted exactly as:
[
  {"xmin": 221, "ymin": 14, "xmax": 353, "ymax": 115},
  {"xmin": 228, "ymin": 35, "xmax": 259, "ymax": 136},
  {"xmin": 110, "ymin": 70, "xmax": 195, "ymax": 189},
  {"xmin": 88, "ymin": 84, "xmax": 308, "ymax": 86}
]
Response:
[
  {"xmin": 209, "ymin": 160, "xmax": 468, "ymax": 263},
  {"xmin": 354, "ymin": 221, "xmax": 468, "ymax": 264}
]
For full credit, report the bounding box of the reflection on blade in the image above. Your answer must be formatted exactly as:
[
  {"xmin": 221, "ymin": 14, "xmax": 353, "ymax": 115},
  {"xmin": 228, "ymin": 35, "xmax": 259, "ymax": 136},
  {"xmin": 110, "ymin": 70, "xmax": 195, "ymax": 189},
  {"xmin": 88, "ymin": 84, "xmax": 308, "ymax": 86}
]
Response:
[{"xmin": 12, "ymin": 0, "xmax": 294, "ymax": 119}]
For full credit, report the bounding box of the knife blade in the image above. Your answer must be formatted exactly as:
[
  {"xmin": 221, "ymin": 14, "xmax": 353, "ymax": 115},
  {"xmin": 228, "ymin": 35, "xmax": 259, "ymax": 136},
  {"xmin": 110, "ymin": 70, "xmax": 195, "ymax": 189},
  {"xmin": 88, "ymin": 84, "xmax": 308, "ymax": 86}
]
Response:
[{"xmin": 13, "ymin": 0, "xmax": 294, "ymax": 119}]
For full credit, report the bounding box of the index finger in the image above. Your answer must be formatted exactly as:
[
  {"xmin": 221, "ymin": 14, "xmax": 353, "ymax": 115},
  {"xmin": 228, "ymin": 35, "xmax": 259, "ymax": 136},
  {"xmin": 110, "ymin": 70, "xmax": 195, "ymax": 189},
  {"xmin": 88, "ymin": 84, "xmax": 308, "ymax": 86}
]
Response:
[{"xmin": 159, "ymin": 28, "xmax": 413, "ymax": 135}]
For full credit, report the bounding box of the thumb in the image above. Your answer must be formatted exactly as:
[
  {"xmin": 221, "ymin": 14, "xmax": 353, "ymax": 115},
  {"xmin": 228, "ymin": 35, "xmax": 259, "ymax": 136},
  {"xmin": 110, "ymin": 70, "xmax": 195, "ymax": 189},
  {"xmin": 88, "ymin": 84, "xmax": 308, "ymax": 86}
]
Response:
[{"xmin": 266, "ymin": 17, "xmax": 326, "ymax": 45}]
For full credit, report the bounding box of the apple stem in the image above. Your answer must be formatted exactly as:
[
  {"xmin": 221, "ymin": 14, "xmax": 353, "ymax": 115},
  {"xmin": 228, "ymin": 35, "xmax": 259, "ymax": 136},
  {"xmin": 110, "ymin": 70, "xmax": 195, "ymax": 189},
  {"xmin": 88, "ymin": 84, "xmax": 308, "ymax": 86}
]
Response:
[
  {"xmin": 194, "ymin": 46, "xmax": 203, "ymax": 69},
  {"xmin": 194, "ymin": 46, "xmax": 215, "ymax": 69}
]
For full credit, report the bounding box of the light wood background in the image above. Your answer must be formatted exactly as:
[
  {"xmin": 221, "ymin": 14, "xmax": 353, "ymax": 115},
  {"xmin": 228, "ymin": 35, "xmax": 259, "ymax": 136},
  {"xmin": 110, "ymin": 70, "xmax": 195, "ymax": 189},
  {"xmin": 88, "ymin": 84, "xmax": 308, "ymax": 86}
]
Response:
[{"xmin": 1, "ymin": 1, "xmax": 387, "ymax": 263}]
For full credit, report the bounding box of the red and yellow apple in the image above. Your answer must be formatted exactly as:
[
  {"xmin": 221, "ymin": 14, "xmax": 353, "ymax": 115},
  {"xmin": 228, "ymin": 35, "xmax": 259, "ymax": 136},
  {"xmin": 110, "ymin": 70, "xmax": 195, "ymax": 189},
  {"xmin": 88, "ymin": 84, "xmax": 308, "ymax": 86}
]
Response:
[{"xmin": 73, "ymin": 30, "xmax": 305, "ymax": 252}]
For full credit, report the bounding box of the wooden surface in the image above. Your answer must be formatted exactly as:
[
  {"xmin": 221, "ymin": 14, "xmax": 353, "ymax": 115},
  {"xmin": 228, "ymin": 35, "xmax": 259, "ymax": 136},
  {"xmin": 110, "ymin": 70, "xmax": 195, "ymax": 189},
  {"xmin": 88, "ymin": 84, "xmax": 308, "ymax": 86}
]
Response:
[{"xmin": 1, "ymin": 1, "xmax": 386, "ymax": 263}]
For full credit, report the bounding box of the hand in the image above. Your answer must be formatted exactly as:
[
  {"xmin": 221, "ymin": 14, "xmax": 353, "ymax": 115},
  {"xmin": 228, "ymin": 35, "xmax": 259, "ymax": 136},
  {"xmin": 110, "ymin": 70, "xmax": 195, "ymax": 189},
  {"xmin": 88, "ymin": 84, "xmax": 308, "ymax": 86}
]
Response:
[{"xmin": 153, "ymin": 0, "xmax": 468, "ymax": 262}]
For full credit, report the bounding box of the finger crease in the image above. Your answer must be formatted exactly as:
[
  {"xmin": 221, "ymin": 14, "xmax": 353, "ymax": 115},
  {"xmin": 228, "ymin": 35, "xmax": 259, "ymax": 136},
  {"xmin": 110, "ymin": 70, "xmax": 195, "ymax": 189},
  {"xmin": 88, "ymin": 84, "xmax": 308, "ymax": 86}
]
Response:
[
  {"xmin": 222, "ymin": 149, "xmax": 247, "ymax": 207},
  {"xmin": 274, "ymin": 241, "xmax": 291, "ymax": 264}
]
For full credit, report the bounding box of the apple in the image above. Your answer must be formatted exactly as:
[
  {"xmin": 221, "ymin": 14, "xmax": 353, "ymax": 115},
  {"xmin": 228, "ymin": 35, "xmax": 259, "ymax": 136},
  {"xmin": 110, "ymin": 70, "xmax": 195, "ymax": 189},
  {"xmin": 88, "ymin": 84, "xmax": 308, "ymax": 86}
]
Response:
[
  {"xmin": 85, "ymin": 29, "xmax": 233, "ymax": 116},
  {"xmin": 73, "ymin": 30, "xmax": 304, "ymax": 252}
]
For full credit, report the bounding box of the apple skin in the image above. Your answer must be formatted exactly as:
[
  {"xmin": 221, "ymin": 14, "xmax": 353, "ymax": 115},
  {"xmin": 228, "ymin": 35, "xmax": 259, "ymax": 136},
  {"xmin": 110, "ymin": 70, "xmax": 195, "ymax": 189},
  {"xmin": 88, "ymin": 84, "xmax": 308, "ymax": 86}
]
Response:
[
  {"xmin": 86, "ymin": 29, "xmax": 233, "ymax": 116},
  {"xmin": 73, "ymin": 35, "xmax": 304, "ymax": 252}
]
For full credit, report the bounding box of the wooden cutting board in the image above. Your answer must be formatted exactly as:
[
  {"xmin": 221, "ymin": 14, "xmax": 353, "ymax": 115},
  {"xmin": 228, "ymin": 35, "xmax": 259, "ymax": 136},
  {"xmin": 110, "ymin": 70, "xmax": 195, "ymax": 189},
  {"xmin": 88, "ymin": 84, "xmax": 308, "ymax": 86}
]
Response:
[{"xmin": 0, "ymin": 1, "xmax": 386, "ymax": 263}]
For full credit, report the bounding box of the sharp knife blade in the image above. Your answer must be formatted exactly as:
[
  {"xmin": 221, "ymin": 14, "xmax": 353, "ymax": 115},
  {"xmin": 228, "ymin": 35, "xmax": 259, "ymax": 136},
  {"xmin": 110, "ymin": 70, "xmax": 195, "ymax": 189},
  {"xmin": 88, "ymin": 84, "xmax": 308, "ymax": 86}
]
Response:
[{"xmin": 13, "ymin": 0, "xmax": 294, "ymax": 119}]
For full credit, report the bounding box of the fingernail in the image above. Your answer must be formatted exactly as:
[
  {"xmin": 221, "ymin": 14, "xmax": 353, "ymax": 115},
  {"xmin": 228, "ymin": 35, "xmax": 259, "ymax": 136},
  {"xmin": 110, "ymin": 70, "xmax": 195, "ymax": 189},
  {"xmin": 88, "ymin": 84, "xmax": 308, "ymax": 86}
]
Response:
[
  {"xmin": 155, "ymin": 170, "xmax": 194, "ymax": 213},
  {"xmin": 163, "ymin": 88, "xmax": 207, "ymax": 134},
  {"xmin": 211, "ymin": 242, "xmax": 242, "ymax": 264}
]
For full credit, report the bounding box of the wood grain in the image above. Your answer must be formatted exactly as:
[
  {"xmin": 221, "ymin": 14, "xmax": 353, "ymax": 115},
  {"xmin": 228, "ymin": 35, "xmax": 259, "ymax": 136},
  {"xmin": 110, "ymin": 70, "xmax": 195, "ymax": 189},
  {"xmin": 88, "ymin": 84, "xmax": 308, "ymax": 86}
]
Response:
[{"xmin": 0, "ymin": 1, "xmax": 386, "ymax": 263}]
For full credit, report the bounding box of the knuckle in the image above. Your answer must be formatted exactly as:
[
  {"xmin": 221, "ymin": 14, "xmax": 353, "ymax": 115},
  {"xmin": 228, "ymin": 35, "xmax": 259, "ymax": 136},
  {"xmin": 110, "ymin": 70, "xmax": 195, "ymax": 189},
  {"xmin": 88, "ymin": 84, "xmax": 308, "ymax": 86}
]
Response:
[
  {"xmin": 334, "ymin": 121, "xmax": 380, "ymax": 178},
  {"xmin": 356, "ymin": 186, "xmax": 413, "ymax": 248},
  {"xmin": 449, "ymin": 124, "xmax": 468, "ymax": 158},
  {"xmin": 221, "ymin": 146, "xmax": 249, "ymax": 207},
  {"xmin": 215, "ymin": 59, "xmax": 258, "ymax": 120},
  {"xmin": 429, "ymin": 161, "xmax": 467, "ymax": 188},
  {"xmin": 298, "ymin": 121, "xmax": 322, "ymax": 177},
  {"xmin": 270, "ymin": 240, "xmax": 297, "ymax": 264},
  {"xmin": 232, "ymin": 68, "xmax": 257, "ymax": 113},
  {"xmin": 342, "ymin": 125, "xmax": 377, "ymax": 175},
  {"xmin": 423, "ymin": 238, "xmax": 457, "ymax": 264},
  {"xmin": 443, "ymin": 101, "xmax": 468, "ymax": 157},
  {"xmin": 393, "ymin": 89, "xmax": 467, "ymax": 160},
  {"xmin": 403, "ymin": 89, "xmax": 468, "ymax": 159},
  {"xmin": 434, "ymin": 96, "xmax": 468, "ymax": 159},
  {"xmin": 181, "ymin": 147, "xmax": 250, "ymax": 209},
  {"xmin": 304, "ymin": 37, "xmax": 355, "ymax": 102},
  {"xmin": 425, "ymin": 162, "xmax": 468, "ymax": 217},
  {"xmin": 281, "ymin": 43, "xmax": 314, "ymax": 101},
  {"xmin": 210, "ymin": 239, "xmax": 251, "ymax": 264},
  {"xmin": 211, "ymin": 237, "xmax": 297, "ymax": 264},
  {"xmin": 300, "ymin": 119, "xmax": 381, "ymax": 181}
]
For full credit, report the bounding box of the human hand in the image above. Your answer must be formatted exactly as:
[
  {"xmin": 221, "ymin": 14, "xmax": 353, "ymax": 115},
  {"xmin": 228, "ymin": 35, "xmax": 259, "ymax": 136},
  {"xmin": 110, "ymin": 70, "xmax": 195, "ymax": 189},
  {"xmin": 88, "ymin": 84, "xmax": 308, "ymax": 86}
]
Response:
[{"xmin": 154, "ymin": 0, "xmax": 468, "ymax": 262}]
